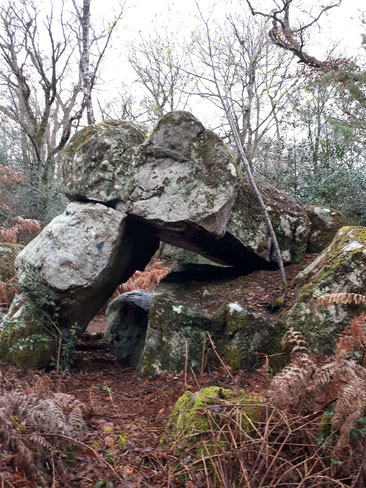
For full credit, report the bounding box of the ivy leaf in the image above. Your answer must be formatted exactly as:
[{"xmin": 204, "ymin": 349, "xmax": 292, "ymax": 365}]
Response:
[
  {"xmin": 93, "ymin": 482, "xmax": 105, "ymax": 488},
  {"xmin": 331, "ymin": 459, "xmax": 342, "ymax": 465}
]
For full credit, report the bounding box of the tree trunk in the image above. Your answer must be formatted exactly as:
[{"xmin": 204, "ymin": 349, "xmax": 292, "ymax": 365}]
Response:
[{"xmin": 81, "ymin": 0, "xmax": 95, "ymax": 125}]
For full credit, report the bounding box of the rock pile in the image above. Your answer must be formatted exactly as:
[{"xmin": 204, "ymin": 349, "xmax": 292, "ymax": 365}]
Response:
[{"xmin": 0, "ymin": 111, "xmax": 355, "ymax": 368}]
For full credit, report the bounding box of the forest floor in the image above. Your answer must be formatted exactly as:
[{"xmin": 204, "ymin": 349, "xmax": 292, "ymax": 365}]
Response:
[{"xmin": 0, "ymin": 255, "xmax": 315, "ymax": 488}]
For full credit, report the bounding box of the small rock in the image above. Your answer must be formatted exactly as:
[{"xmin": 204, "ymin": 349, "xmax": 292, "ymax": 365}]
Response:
[{"xmin": 105, "ymin": 290, "xmax": 153, "ymax": 367}]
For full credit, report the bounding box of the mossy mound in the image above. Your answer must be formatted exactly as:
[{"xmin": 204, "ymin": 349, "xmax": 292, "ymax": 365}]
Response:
[
  {"xmin": 0, "ymin": 243, "xmax": 23, "ymax": 281},
  {"xmin": 162, "ymin": 387, "xmax": 264, "ymax": 456},
  {"xmin": 285, "ymin": 226, "xmax": 366, "ymax": 355}
]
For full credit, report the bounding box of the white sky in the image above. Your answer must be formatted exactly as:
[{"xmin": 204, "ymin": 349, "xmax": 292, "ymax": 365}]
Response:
[
  {"xmin": 106, "ymin": 0, "xmax": 365, "ymax": 53},
  {"xmin": 89, "ymin": 0, "xmax": 365, "ymax": 125}
]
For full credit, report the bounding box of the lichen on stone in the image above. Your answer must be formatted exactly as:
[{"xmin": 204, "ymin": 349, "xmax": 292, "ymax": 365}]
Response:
[
  {"xmin": 137, "ymin": 293, "xmax": 224, "ymax": 376},
  {"xmin": 306, "ymin": 204, "xmax": 355, "ymax": 253},
  {"xmin": 285, "ymin": 226, "xmax": 366, "ymax": 355}
]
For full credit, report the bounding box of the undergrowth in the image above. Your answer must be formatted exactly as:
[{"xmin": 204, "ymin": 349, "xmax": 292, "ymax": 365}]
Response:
[
  {"xmin": 0, "ymin": 216, "xmax": 42, "ymax": 245},
  {"xmin": 0, "ymin": 374, "xmax": 86, "ymax": 487},
  {"xmin": 0, "ymin": 261, "xmax": 365, "ymax": 486},
  {"xmin": 1, "ymin": 264, "xmax": 79, "ymax": 371},
  {"xmin": 165, "ymin": 292, "xmax": 366, "ymax": 487},
  {"xmin": 0, "ymin": 277, "xmax": 18, "ymax": 310}
]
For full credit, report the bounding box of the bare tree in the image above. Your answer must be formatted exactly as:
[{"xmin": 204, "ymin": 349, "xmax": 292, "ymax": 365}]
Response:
[
  {"xmin": 245, "ymin": 0, "xmax": 366, "ymax": 149},
  {"xmin": 192, "ymin": 3, "xmax": 288, "ymax": 292},
  {"xmin": 0, "ymin": 0, "xmax": 83, "ymax": 217},
  {"xmin": 245, "ymin": 0, "xmax": 342, "ymax": 69},
  {"xmin": 127, "ymin": 30, "xmax": 192, "ymax": 124},
  {"xmin": 196, "ymin": 13, "xmax": 297, "ymax": 168},
  {"xmin": 0, "ymin": 0, "xmax": 123, "ymax": 220},
  {"xmin": 97, "ymin": 83, "xmax": 148, "ymax": 122},
  {"xmin": 245, "ymin": 1, "xmax": 366, "ymax": 101},
  {"xmin": 71, "ymin": 0, "xmax": 123, "ymax": 125}
]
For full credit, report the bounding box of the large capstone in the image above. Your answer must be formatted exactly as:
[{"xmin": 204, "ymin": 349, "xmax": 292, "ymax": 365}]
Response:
[
  {"xmin": 125, "ymin": 113, "xmax": 238, "ymax": 239},
  {"xmin": 63, "ymin": 120, "xmax": 146, "ymax": 202},
  {"xmin": 63, "ymin": 112, "xmax": 313, "ymax": 270}
]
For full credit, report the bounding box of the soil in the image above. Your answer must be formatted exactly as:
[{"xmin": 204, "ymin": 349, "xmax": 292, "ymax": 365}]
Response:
[
  {"xmin": 87, "ymin": 254, "xmax": 316, "ymax": 335},
  {"xmin": 0, "ymin": 255, "xmax": 316, "ymax": 487}
]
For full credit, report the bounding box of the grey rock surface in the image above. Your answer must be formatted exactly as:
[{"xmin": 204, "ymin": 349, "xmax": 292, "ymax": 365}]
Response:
[
  {"xmin": 63, "ymin": 120, "xmax": 146, "ymax": 203},
  {"xmin": 1, "ymin": 202, "xmax": 159, "ymax": 367},
  {"xmin": 285, "ymin": 226, "xmax": 366, "ymax": 355},
  {"xmin": 305, "ymin": 205, "xmax": 355, "ymax": 253},
  {"xmin": 228, "ymin": 179, "xmax": 311, "ymax": 264},
  {"xmin": 105, "ymin": 290, "xmax": 153, "ymax": 367},
  {"xmin": 127, "ymin": 112, "xmax": 237, "ymax": 239},
  {"xmin": 137, "ymin": 264, "xmax": 275, "ymax": 376},
  {"xmin": 15, "ymin": 201, "xmax": 159, "ymax": 331}
]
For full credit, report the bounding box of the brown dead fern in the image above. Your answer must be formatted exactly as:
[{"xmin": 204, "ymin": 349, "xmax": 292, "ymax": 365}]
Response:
[
  {"xmin": 267, "ymin": 292, "xmax": 366, "ymax": 464},
  {"xmin": 0, "ymin": 375, "xmax": 86, "ymax": 485},
  {"xmin": 267, "ymin": 332, "xmax": 316, "ymax": 410},
  {"xmin": 281, "ymin": 327, "xmax": 310, "ymax": 357},
  {"xmin": 316, "ymin": 292, "xmax": 366, "ymax": 308},
  {"xmin": 0, "ymin": 216, "xmax": 42, "ymax": 245},
  {"xmin": 113, "ymin": 259, "xmax": 175, "ymax": 296},
  {"xmin": 0, "ymin": 277, "xmax": 19, "ymax": 310},
  {"xmin": 0, "ymin": 226, "xmax": 17, "ymax": 243},
  {"xmin": 317, "ymin": 293, "xmax": 366, "ymax": 365},
  {"xmin": 335, "ymin": 313, "xmax": 366, "ymax": 364}
]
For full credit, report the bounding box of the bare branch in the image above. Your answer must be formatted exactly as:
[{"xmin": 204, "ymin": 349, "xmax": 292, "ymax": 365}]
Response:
[{"xmin": 245, "ymin": 0, "xmax": 342, "ymax": 69}]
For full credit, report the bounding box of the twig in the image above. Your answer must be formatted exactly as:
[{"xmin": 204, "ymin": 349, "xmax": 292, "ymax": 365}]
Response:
[
  {"xmin": 184, "ymin": 339, "xmax": 188, "ymax": 391},
  {"xmin": 206, "ymin": 331, "xmax": 235, "ymax": 382},
  {"xmin": 190, "ymin": 367, "xmax": 201, "ymax": 390},
  {"xmin": 200, "ymin": 331, "xmax": 207, "ymax": 381}
]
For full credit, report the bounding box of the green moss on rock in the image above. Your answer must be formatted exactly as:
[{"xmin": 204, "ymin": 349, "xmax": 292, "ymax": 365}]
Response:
[
  {"xmin": 285, "ymin": 226, "xmax": 366, "ymax": 355},
  {"xmin": 138, "ymin": 277, "xmax": 280, "ymax": 377},
  {"xmin": 162, "ymin": 386, "xmax": 264, "ymax": 455},
  {"xmin": 160, "ymin": 244, "xmax": 220, "ymax": 266},
  {"xmin": 219, "ymin": 304, "xmax": 271, "ymax": 371},
  {"xmin": 63, "ymin": 120, "xmax": 146, "ymax": 202},
  {"xmin": 64, "ymin": 124, "xmax": 101, "ymax": 158},
  {"xmin": 227, "ymin": 178, "xmax": 311, "ymax": 264},
  {"xmin": 137, "ymin": 293, "xmax": 225, "ymax": 376}
]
